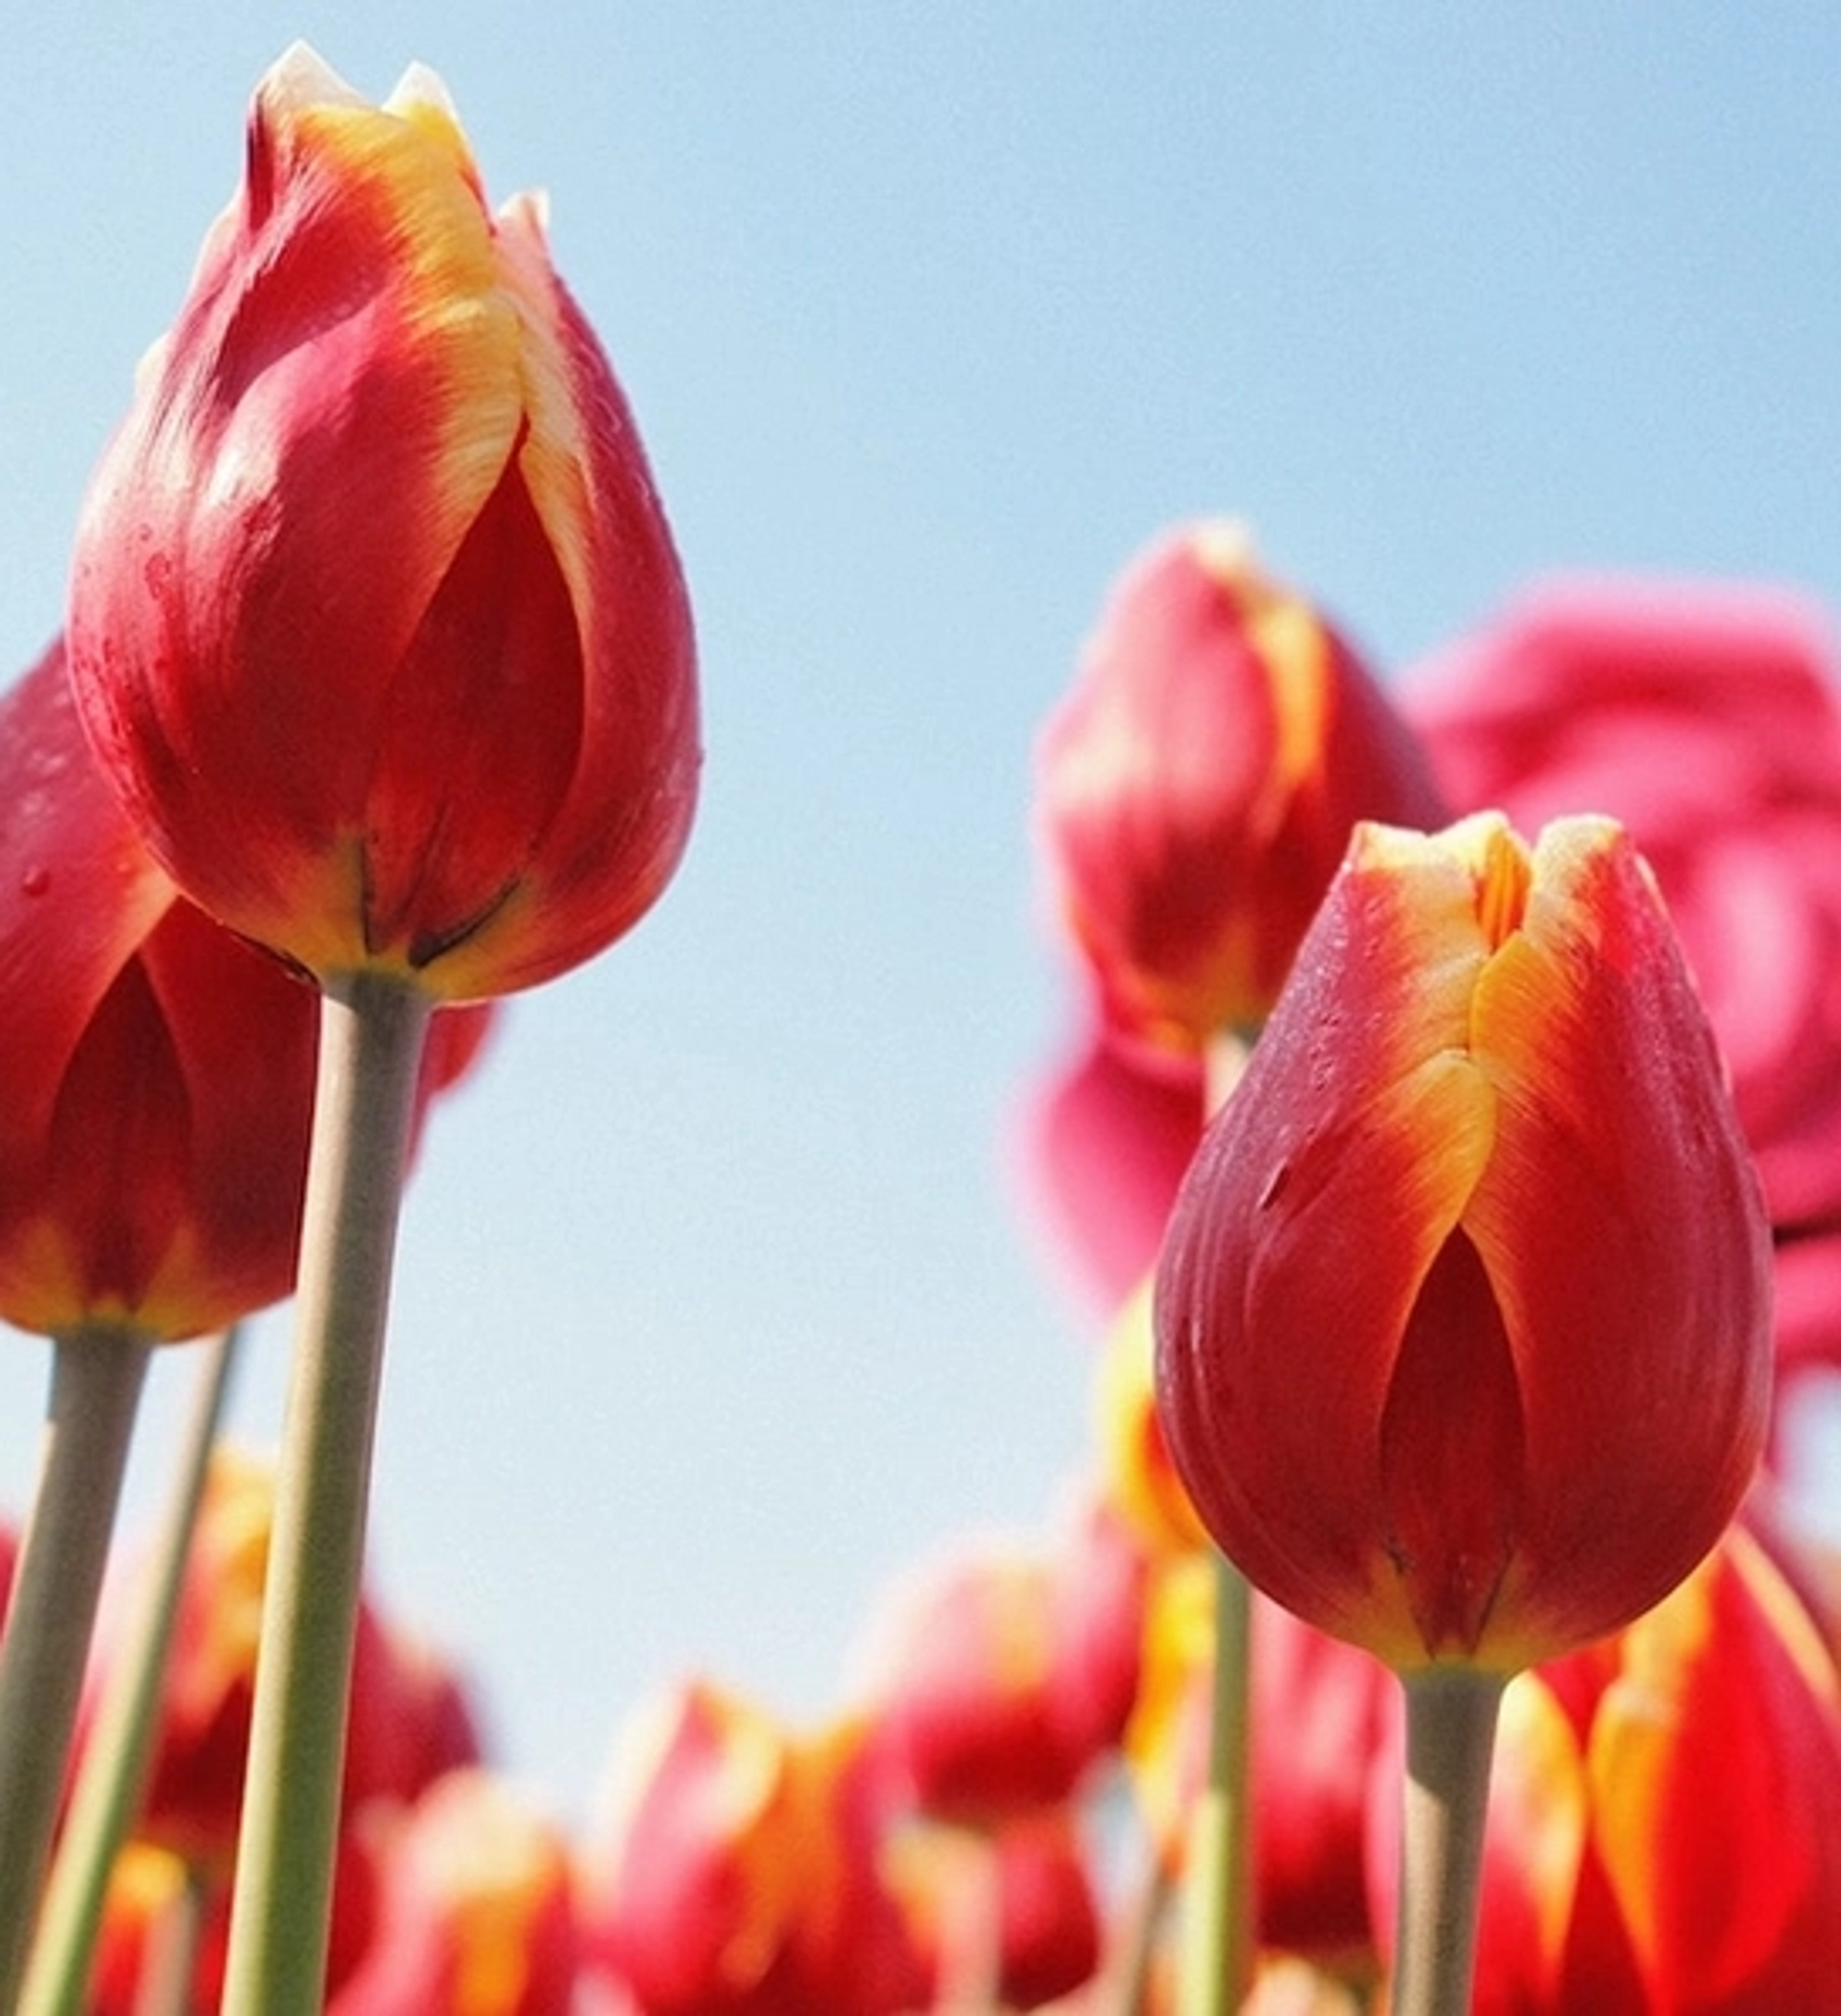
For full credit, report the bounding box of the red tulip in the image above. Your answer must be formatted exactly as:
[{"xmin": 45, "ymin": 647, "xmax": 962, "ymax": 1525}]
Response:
[
  {"xmin": 852, "ymin": 1499, "xmax": 1145, "ymax": 1829},
  {"xmin": 67, "ymin": 44, "xmax": 698, "ymax": 1002},
  {"xmin": 887, "ymin": 1812, "xmax": 1103, "ymax": 2011},
  {"xmin": 1366, "ymin": 1529, "xmax": 1841, "ymax": 2012},
  {"xmin": 1155, "ymin": 811, "xmax": 1772, "ymax": 1675},
  {"xmin": 328, "ymin": 1771, "xmax": 578, "ymax": 2016},
  {"xmin": 1013, "ymin": 1016, "xmax": 1209, "ymax": 1321},
  {"xmin": 0, "ymin": 641, "xmax": 492, "ymax": 1341},
  {"xmin": 1035, "ymin": 521, "xmax": 1445, "ymax": 1050},
  {"xmin": 580, "ymin": 1680, "xmax": 927, "ymax": 2016},
  {"xmin": 1403, "ymin": 578, "xmax": 1841, "ymax": 1235}
]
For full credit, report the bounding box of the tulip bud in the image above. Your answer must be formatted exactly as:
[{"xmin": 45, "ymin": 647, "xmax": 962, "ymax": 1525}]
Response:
[
  {"xmin": 1035, "ymin": 522, "xmax": 1445, "ymax": 1049},
  {"xmin": 580, "ymin": 1680, "xmax": 928, "ymax": 2015},
  {"xmin": 852, "ymin": 1502, "xmax": 1145, "ymax": 1829},
  {"xmin": 0, "ymin": 643, "xmax": 493, "ymax": 1341},
  {"xmin": 67, "ymin": 44, "xmax": 699, "ymax": 1001},
  {"xmin": 1156, "ymin": 811, "xmax": 1772, "ymax": 1675},
  {"xmin": 327, "ymin": 1771, "xmax": 579, "ymax": 2016}
]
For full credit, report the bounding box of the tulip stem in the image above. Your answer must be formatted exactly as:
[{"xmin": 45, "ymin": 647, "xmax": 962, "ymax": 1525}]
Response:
[
  {"xmin": 1097, "ymin": 1847, "xmax": 1170, "ymax": 2016},
  {"xmin": 1392, "ymin": 1667, "xmax": 1504, "ymax": 2016},
  {"xmin": 21, "ymin": 1324, "xmax": 242, "ymax": 2016},
  {"xmin": 220, "ymin": 973, "xmax": 433, "ymax": 2016},
  {"xmin": 0, "ymin": 1325, "xmax": 154, "ymax": 2012},
  {"xmin": 1177, "ymin": 1551, "xmax": 1254, "ymax": 2016}
]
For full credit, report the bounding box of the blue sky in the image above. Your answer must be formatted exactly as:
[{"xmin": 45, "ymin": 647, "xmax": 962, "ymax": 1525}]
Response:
[{"xmin": 3, "ymin": 7, "xmax": 1839, "ymax": 1817}]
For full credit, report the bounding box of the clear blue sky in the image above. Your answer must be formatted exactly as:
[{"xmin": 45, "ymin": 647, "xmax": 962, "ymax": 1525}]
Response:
[{"xmin": 3, "ymin": 6, "xmax": 1839, "ymax": 1817}]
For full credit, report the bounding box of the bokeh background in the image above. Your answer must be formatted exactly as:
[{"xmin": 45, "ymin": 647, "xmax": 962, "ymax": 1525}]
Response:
[{"xmin": 4, "ymin": 6, "xmax": 1839, "ymax": 1819}]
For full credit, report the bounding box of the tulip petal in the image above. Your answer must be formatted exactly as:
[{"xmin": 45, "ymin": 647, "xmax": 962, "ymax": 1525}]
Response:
[
  {"xmin": 1377, "ymin": 1227, "xmax": 1526, "ymax": 1660},
  {"xmin": 70, "ymin": 50, "xmax": 524, "ymax": 954},
  {"xmin": 1463, "ymin": 821, "xmax": 1772, "ymax": 1660},
  {"xmin": 1157, "ymin": 825, "xmax": 1507, "ymax": 1662},
  {"xmin": 1588, "ymin": 1535, "xmax": 1841, "ymax": 2005}
]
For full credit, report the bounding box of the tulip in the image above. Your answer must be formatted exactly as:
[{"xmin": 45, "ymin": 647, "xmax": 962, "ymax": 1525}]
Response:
[
  {"xmin": 66, "ymin": 42, "xmax": 699, "ymax": 1004},
  {"xmin": 0, "ymin": 643, "xmax": 310, "ymax": 1341},
  {"xmin": 1014, "ymin": 1018, "xmax": 1209, "ymax": 1321},
  {"xmin": 1402, "ymin": 579, "xmax": 1841, "ymax": 1237},
  {"xmin": 887, "ymin": 1812, "xmax": 1103, "ymax": 2010},
  {"xmin": 1363, "ymin": 1529, "xmax": 1841, "ymax": 2012},
  {"xmin": 580, "ymin": 1680, "xmax": 928, "ymax": 2015},
  {"xmin": 62, "ymin": 46, "xmax": 684, "ymax": 2006},
  {"xmin": 1155, "ymin": 810, "xmax": 1772, "ymax": 1678},
  {"xmin": 327, "ymin": 1771, "xmax": 578, "ymax": 2016},
  {"xmin": 1035, "ymin": 521, "xmax": 1445, "ymax": 1051},
  {"xmin": 853, "ymin": 1500, "xmax": 1145, "ymax": 1828}
]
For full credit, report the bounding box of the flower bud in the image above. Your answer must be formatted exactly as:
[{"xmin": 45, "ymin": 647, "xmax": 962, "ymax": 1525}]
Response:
[
  {"xmin": 1035, "ymin": 522, "xmax": 1445, "ymax": 1048},
  {"xmin": 67, "ymin": 44, "xmax": 698, "ymax": 1001},
  {"xmin": 0, "ymin": 643, "xmax": 491, "ymax": 1341},
  {"xmin": 1155, "ymin": 812, "xmax": 1772, "ymax": 1674}
]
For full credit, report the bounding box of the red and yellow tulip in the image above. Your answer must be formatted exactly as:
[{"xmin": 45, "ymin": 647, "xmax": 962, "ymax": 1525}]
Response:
[
  {"xmin": 1362, "ymin": 1529, "xmax": 1841, "ymax": 2011},
  {"xmin": 1155, "ymin": 811, "xmax": 1773, "ymax": 1675},
  {"xmin": 67, "ymin": 44, "xmax": 699, "ymax": 1002},
  {"xmin": 580, "ymin": 1680, "xmax": 927, "ymax": 2015},
  {"xmin": 0, "ymin": 643, "xmax": 492, "ymax": 1341},
  {"xmin": 1034, "ymin": 521, "xmax": 1445, "ymax": 1050}
]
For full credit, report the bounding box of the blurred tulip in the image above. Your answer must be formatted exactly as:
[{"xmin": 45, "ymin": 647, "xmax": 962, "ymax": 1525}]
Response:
[
  {"xmin": 888, "ymin": 1810, "xmax": 1103, "ymax": 2010},
  {"xmin": 328, "ymin": 1770, "xmax": 578, "ymax": 2016},
  {"xmin": 852, "ymin": 1498, "xmax": 1145, "ymax": 1828},
  {"xmin": 580, "ymin": 1680, "xmax": 927, "ymax": 2015},
  {"xmin": 1035, "ymin": 521, "xmax": 1445, "ymax": 1050},
  {"xmin": 67, "ymin": 42, "xmax": 699, "ymax": 1002},
  {"xmin": 77, "ymin": 1447, "xmax": 482, "ymax": 1870},
  {"xmin": 1404, "ymin": 579, "xmax": 1841, "ymax": 1235},
  {"xmin": 90, "ymin": 1828, "xmax": 385, "ymax": 2016},
  {"xmin": 1014, "ymin": 1018, "xmax": 1209, "ymax": 1321},
  {"xmin": 1156, "ymin": 811, "xmax": 1772, "ymax": 1675}
]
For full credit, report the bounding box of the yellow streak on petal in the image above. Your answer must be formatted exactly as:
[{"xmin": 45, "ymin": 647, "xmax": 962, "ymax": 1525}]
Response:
[
  {"xmin": 491, "ymin": 195, "xmax": 598, "ymax": 627},
  {"xmin": 1189, "ymin": 521, "xmax": 1331, "ymax": 796},
  {"xmin": 1582, "ymin": 1555, "xmax": 1719, "ymax": 1981},
  {"xmin": 1494, "ymin": 1674, "xmax": 1590, "ymax": 1984}
]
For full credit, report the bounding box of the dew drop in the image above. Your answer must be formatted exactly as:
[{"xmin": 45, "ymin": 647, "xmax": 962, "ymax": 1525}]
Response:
[{"xmin": 20, "ymin": 866, "xmax": 50, "ymax": 898}]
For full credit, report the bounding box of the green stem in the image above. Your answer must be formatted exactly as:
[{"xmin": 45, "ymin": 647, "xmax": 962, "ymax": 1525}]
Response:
[
  {"xmin": 219, "ymin": 973, "xmax": 433, "ymax": 2016},
  {"xmin": 1392, "ymin": 1667, "xmax": 1505, "ymax": 2016},
  {"xmin": 0, "ymin": 1325, "xmax": 154, "ymax": 2010},
  {"xmin": 21, "ymin": 1325, "xmax": 242, "ymax": 2016},
  {"xmin": 1096, "ymin": 1844, "xmax": 1170, "ymax": 2016},
  {"xmin": 1177, "ymin": 1551, "xmax": 1254, "ymax": 2016}
]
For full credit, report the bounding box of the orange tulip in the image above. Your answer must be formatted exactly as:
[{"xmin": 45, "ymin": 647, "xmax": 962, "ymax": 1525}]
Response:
[
  {"xmin": 1156, "ymin": 811, "xmax": 1772, "ymax": 1674},
  {"xmin": 67, "ymin": 44, "xmax": 698, "ymax": 1001},
  {"xmin": 1035, "ymin": 522, "xmax": 1445, "ymax": 1048}
]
